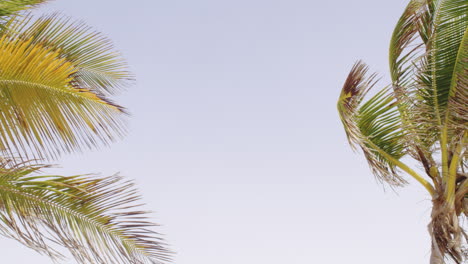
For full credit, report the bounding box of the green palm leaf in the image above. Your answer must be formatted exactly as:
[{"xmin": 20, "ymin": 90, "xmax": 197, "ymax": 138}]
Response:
[
  {"xmin": 430, "ymin": 0, "xmax": 468, "ymax": 117},
  {"xmin": 446, "ymin": 26, "xmax": 468, "ymax": 129},
  {"xmin": 0, "ymin": 17, "xmax": 128, "ymax": 160},
  {"xmin": 414, "ymin": 0, "xmax": 468, "ymax": 137},
  {"xmin": 0, "ymin": 3, "xmax": 172, "ymax": 264},
  {"xmin": 338, "ymin": 62, "xmax": 409, "ymax": 186},
  {"xmin": 0, "ymin": 161, "xmax": 171, "ymax": 264},
  {"xmin": 338, "ymin": 1, "xmax": 467, "ymax": 261},
  {"xmin": 389, "ymin": 0, "xmax": 427, "ymax": 89},
  {"xmin": 0, "ymin": 1, "xmax": 47, "ymax": 19},
  {"xmin": 4, "ymin": 13, "xmax": 133, "ymax": 95}
]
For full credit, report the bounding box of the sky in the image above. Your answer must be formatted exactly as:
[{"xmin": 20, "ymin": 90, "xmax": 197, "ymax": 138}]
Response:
[{"xmin": 0, "ymin": 0, "xmax": 437, "ymax": 263}]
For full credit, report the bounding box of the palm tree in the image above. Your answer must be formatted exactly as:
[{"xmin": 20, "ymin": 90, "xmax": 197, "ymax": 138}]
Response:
[
  {"xmin": 337, "ymin": 0, "xmax": 467, "ymax": 263},
  {"xmin": 0, "ymin": 1, "xmax": 171, "ymax": 263}
]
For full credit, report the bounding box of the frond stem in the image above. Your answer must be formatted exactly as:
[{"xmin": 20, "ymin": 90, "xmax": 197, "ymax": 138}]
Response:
[
  {"xmin": 0, "ymin": 79, "xmax": 119, "ymax": 110},
  {"xmin": 367, "ymin": 140, "xmax": 435, "ymax": 196},
  {"xmin": 442, "ymin": 27, "xmax": 468, "ymax": 204},
  {"xmin": 447, "ymin": 132, "xmax": 467, "ymax": 204}
]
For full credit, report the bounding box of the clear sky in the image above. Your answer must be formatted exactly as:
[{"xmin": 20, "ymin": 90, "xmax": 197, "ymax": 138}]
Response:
[{"xmin": 0, "ymin": 0, "xmax": 435, "ymax": 263}]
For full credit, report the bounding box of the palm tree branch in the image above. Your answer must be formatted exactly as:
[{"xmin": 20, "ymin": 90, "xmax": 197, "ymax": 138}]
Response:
[
  {"xmin": 3, "ymin": 13, "xmax": 133, "ymax": 95},
  {"xmin": 430, "ymin": 0, "xmax": 467, "ymax": 115},
  {"xmin": 338, "ymin": 61, "xmax": 434, "ymax": 194},
  {"xmin": 432, "ymin": 1, "xmax": 468, "ymax": 201},
  {"xmin": 389, "ymin": 0, "xmax": 426, "ymax": 86},
  {"xmin": 0, "ymin": 79, "xmax": 126, "ymax": 160},
  {"xmin": 365, "ymin": 139, "xmax": 435, "ymax": 195},
  {"xmin": 388, "ymin": 0, "xmax": 438, "ymax": 172},
  {"xmin": 446, "ymin": 27, "xmax": 468, "ymax": 203},
  {"xmin": 0, "ymin": 31, "xmax": 126, "ymax": 160},
  {"xmin": 0, "ymin": 1, "xmax": 47, "ymax": 18},
  {"xmin": 0, "ymin": 163, "xmax": 171, "ymax": 264}
]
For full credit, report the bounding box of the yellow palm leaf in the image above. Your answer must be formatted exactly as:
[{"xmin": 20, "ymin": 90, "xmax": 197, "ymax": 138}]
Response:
[{"xmin": 0, "ymin": 33, "xmax": 126, "ymax": 160}]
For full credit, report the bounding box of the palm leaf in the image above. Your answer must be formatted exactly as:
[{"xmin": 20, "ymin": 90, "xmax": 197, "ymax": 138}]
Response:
[
  {"xmin": 445, "ymin": 27, "xmax": 468, "ymax": 200},
  {"xmin": 0, "ymin": 0, "xmax": 47, "ymax": 18},
  {"xmin": 389, "ymin": 0, "xmax": 427, "ymax": 89},
  {"xmin": 338, "ymin": 0, "xmax": 467, "ymax": 261},
  {"xmin": 432, "ymin": 0, "xmax": 468, "ymax": 112},
  {"xmin": 388, "ymin": 0, "xmax": 438, "ymax": 171},
  {"xmin": 418, "ymin": 0, "xmax": 468, "ymax": 125},
  {"xmin": 3, "ymin": 13, "xmax": 133, "ymax": 95},
  {"xmin": 0, "ymin": 161, "xmax": 171, "ymax": 264},
  {"xmin": 446, "ymin": 26, "xmax": 468, "ymax": 134},
  {"xmin": 338, "ymin": 62, "xmax": 408, "ymax": 186},
  {"xmin": 0, "ymin": 21, "xmax": 128, "ymax": 160}
]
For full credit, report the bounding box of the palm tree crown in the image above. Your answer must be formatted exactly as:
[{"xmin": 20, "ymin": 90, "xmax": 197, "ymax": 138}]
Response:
[{"xmin": 338, "ymin": 0, "xmax": 467, "ymax": 263}]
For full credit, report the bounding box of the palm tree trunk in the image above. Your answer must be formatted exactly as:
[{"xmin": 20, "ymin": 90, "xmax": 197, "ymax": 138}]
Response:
[
  {"xmin": 430, "ymin": 235, "xmax": 445, "ymax": 264},
  {"xmin": 429, "ymin": 204, "xmax": 445, "ymax": 264},
  {"xmin": 429, "ymin": 198, "xmax": 464, "ymax": 264}
]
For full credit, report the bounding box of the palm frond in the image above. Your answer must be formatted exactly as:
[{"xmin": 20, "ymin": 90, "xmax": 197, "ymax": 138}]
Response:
[
  {"xmin": 446, "ymin": 108, "xmax": 467, "ymax": 209},
  {"xmin": 0, "ymin": 161, "xmax": 171, "ymax": 264},
  {"xmin": 389, "ymin": 0, "xmax": 426, "ymax": 88},
  {"xmin": 0, "ymin": 22, "xmax": 128, "ymax": 160},
  {"xmin": 418, "ymin": 0, "xmax": 436, "ymax": 45},
  {"xmin": 446, "ymin": 26, "xmax": 468, "ymax": 134},
  {"xmin": 338, "ymin": 62, "xmax": 408, "ymax": 186},
  {"xmin": 388, "ymin": 0, "xmax": 438, "ymax": 169},
  {"xmin": 0, "ymin": 0, "xmax": 47, "ymax": 18},
  {"xmin": 419, "ymin": 0, "xmax": 468, "ymax": 124},
  {"xmin": 3, "ymin": 13, "xmax": 133, "ymax": 95},
  {"xmin": 338, "ymin": 0, "xmax": 467, "ymax": 261}
]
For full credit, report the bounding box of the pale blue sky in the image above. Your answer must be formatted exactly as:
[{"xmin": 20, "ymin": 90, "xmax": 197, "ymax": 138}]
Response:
[{"xmin": 0, "ymin": 1, "xmax": 434, "ymax": 263}]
